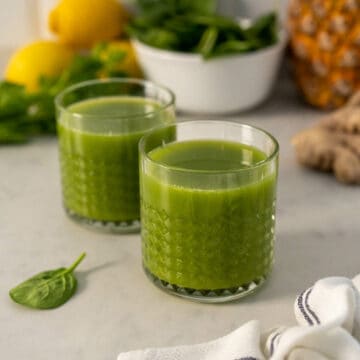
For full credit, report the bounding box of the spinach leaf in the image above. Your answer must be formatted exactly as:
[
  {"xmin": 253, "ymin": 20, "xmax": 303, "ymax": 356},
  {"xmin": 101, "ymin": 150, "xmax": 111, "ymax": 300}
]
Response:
[
  {"xmin": 243, "ymin": 12, "xmax": 278, "ymax": 46},
  {"xmin": 138, "ymin": 0, "xmax": 216, "ymax": 16},
  {"xmin": 133, "ymin": 27, "xmax": 180, "ymax": 50},
  {"xmin": 9, "ymin": 253, "xmax": 86, "ymax": 310},
  {"xmin": 184, "ymin": 14, "xmax": 241, "ymax": 32},
  {"xmin": 196, "ymin": 26, "xmax": 219, "ymax": 58},
  {"xmin": 129, "ymin": 1, "xmax": 279, "ymax": 59},
  {"xmin": 176, "ymin": 0, "xmax": 216, "ymax": 14}
]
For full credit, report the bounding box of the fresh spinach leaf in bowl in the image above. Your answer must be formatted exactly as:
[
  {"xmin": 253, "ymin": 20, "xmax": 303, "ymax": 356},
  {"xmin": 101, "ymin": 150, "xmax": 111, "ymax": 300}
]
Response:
[{"xmin": 127, "ymin": 0, "xmax": 278, "ymax": 59}]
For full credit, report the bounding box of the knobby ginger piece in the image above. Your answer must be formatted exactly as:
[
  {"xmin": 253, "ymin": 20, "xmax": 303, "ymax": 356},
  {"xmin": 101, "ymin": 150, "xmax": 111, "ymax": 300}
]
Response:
[
  {"xmin": 334, "ymin": 146, "xmax": 360, "ymax": 184},
  {"xmin": 292, "ymin": 92, "xmax": 360, "ymax": 184},
  {"xmin": 292, "ymin": 128, "xmax": 338, "ymax": 171},
  {"xmin": 320, "ymin": 106, "xmax": 360, "ymax": 134}
]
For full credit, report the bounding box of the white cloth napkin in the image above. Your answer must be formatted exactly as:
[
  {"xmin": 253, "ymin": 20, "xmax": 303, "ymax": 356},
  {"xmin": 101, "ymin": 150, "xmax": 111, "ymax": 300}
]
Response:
[{"xmin": 118, "ymin": 275, "xmax": 360, "ymax": 360}]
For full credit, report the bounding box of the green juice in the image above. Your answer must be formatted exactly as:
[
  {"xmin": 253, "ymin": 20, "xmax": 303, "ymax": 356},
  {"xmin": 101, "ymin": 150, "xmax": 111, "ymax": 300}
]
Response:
[
  {"xmin": 58, "ymin": 96, "xmax": 172, "ymax": 223},
  {"xmin": 141, "ymin": 139, "xmax": 277, "ymax": 291}
]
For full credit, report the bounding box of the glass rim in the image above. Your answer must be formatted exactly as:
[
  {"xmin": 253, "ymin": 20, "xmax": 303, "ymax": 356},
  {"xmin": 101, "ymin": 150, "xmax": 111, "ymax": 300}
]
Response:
[
  {"xmin": 139, "ymin": 120, "xmax": 280, "ymax": 175},
  {"xmin": 54, "ymin": 78, "xmax": 176, "ymax": 120}
]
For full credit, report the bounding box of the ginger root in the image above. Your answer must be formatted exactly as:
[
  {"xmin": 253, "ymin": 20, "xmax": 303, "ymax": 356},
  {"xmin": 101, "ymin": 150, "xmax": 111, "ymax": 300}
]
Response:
[{"xmin": 292, "ymin": 92, "xmax": 360, "ymax": 184}]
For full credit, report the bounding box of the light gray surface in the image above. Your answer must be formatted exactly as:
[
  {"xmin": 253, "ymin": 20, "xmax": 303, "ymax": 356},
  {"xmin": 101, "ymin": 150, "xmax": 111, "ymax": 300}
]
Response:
[{"xmin": 1, "ymin": 73, "xmax": 360, "ymax": 360}]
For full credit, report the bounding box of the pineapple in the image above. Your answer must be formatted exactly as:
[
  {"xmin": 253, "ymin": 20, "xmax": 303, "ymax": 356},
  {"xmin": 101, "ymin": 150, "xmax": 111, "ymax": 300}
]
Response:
[{"xmin": 288, "ymin": 0, "xmax": 360, "ymax": 109}]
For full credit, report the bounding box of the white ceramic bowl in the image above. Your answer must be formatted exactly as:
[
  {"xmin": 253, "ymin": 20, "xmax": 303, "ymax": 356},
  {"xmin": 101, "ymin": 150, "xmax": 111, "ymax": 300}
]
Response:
[{"xmin": 132, "ymin": 31, "xmax": 287, "ymax": 114}]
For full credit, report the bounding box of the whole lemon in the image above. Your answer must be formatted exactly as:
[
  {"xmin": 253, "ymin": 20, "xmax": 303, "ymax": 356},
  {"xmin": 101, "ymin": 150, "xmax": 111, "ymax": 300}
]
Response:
[
  {"xmin": 5, "ymin": 40, "xmax": 74, "ymax": 92},
  {"xmin": 49, "ymin": 0, "xmax": 128, "ymax": 48}
]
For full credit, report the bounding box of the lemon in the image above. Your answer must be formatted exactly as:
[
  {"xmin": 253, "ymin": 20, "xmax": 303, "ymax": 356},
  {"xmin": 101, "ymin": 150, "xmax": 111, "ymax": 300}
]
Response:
[
  {"xmin": 49, "ymin": 0, "xmax": 128, "ymax": 48},
  {"xmin": 5, "ymin": 40, "xmax": 74, "ymax": 92},
  {"xmin": 97, "ymin": 41, "xmax": 143, "ymax": 78}
]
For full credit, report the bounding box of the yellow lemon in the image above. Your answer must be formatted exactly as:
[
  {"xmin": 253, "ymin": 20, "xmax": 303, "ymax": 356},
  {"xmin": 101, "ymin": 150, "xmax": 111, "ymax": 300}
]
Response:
[
  {"xmin": 97, "ymin": 41, "xmax": 143, "ymax": 78},
  {"xmin": 49, "ymin": 0, "xmax": 128, "ymax": 48},
  {"xmin": 5, "ymin": 40, "xmax": 74, "ymax": 92}
]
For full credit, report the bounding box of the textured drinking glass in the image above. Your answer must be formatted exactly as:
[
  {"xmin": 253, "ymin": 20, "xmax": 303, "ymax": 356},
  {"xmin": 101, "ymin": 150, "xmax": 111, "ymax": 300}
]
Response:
[
  {"xmin": 56, "ymin": 78, "xmax": 175, "ymax": 232},
  {"xmin": 139, "ymin": 121, "xmax": 279, "ymax": 302}
]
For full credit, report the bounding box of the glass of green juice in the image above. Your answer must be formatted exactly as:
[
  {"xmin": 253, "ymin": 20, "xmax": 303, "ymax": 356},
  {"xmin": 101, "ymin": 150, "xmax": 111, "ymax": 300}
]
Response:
[
  {"xmin": 139, "ymin": 121, "xmax": 279, "ymax": 302},
  {"xmin": 55, "ymin": 78, "xmax": 175, "ymax": 232}
]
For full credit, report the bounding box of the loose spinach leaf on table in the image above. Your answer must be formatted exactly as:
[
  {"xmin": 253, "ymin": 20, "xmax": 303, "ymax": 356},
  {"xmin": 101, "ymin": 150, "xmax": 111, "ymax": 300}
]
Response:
[{"xmin": 9, "ymin": 253, "xmax": 86, "ymax": 310}]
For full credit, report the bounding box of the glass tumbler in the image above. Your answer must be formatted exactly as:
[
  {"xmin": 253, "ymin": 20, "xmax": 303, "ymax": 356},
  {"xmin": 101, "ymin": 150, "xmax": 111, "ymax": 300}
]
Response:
[
  {"xmin": 56, "ymin": 78, "xmax": 175, "ymax": 232},
  {"xmin": 139, "ymin": 121, "xmax": 279, "ymax": 302}
]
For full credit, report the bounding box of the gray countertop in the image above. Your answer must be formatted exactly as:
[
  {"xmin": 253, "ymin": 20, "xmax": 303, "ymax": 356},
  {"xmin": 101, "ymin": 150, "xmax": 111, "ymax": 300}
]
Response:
[{"xmin": 1, "ymin": 73, "xmax": 360, "ymax": 360}]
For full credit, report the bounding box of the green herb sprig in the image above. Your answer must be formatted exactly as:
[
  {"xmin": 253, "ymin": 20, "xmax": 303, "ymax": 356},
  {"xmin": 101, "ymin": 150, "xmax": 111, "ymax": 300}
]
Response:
[
  {"xmin": 127, "ymin": 0, "xmax": 278, "ymax": 59},
  {"xmin": 0, "ymin": 42, "xmax": 128, "ymax": 144},
  {"xmin": 9, "ymin": 252, "xmax": 86, "ymax": 310}
]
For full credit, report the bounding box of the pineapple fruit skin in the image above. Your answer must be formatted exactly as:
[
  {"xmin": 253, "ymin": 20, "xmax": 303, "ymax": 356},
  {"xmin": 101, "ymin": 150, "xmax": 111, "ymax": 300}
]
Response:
[{"xmin": 288, "ymin": 0, "xmax": 360, "ymax": 109}]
